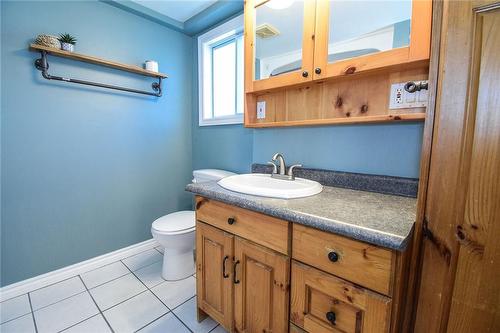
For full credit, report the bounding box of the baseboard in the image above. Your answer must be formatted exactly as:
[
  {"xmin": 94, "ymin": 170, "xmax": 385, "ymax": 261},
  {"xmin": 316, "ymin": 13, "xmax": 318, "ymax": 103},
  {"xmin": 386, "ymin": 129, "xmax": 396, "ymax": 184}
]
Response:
[{"xmin": 0, "ymin": 238, "xmax": 159, "ymax": 302}]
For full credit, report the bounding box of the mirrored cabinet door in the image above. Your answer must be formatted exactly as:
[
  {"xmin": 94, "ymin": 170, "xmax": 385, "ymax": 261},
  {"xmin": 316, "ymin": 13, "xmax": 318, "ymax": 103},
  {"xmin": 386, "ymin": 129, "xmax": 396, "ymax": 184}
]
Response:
[
  {"xmin": 313, "ymin": 0, "xmax": 431, "ymax": 79},
  {"xmin": 245, "ymin": 0, "xmax": 316, "ymax": 92}
]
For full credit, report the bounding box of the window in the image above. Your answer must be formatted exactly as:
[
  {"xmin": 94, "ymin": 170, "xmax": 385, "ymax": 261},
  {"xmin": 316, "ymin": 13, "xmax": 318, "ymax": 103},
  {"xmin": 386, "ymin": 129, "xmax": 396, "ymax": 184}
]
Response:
[{"xmin": 198, "ymin": 15, "xmax": 244, "ymax": 126}]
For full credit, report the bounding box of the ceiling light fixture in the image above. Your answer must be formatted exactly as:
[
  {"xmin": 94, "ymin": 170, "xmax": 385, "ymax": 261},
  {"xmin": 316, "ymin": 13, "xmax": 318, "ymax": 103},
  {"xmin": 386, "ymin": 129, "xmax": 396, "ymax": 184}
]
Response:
[{"xmin": 265, "ymin": 0, "xmax": 294, "ymax": 10}]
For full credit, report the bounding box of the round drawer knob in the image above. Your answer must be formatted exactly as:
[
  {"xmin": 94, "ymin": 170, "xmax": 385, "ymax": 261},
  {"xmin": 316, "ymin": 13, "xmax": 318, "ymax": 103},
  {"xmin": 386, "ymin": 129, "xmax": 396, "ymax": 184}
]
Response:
[
  {"xmin": 315, "ymin": 67, "xmax": 322, "ymax": 74},
  {"xmin": 326, "ymin": 311, "xmax": 336, "ymax": 325},
  {"xmin": 227, "ymin": 217, "xmax": 236, "ymax": 225},
  {"xmin": 328, "ymin": 251, "xmax": 339, "ymax": 262},
  {"xmin": 302, "ymin": 71, "xmax": 309, "ymax": 78}
]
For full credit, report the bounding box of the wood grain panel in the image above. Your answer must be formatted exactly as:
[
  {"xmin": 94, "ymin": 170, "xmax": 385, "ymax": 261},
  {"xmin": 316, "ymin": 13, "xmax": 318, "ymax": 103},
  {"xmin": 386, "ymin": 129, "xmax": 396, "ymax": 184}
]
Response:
[
  {"xmin": 292, "ymin": 224, "xmax": 394, "ymax": 295},
  {"xmin": 446, "ymin": 5, "xmax": 500, "ymax": 332},
  {"xmin": 414, "ymin": 1, "xmax": 500, "ymax": 332},
  {"xmin": 196, "ymin": 222, "xmax": 234, "ymax": 331},
  {"xmin": 247, "ymin": 66, "xmax": 428, "ymax": 127},
  {"xmin": 195, "ymin": 197, "xmax": 290, "ymax": 255},
  {"xmin": 290, "ymin": 261, "xmax": 391, "ymax": 333},
  {"xmin": 234, "ymin": 237, "xmax": 290, "ymax": 333},
  {"xmin": 29, "ymin": 44, "xmax": 167, "ymax": 78}
]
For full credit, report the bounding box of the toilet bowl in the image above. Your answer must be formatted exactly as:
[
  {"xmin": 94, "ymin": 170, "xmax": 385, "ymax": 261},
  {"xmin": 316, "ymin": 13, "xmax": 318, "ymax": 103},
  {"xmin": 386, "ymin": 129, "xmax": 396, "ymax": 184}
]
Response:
[{"xmin": 151, "ymin": 169, "xmax": 235, "ymax": 281}]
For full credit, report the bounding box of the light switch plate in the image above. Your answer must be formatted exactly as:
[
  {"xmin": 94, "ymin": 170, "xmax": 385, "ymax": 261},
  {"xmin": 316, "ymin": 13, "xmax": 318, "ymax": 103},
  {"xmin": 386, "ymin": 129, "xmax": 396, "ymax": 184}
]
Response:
[
  {"xmin": 257, "ymin": 101, "xmax": 266, "ymax": 119},
  {"xmin": 389, "ymin": 81, "xmax": 428, "ymax": 109}
]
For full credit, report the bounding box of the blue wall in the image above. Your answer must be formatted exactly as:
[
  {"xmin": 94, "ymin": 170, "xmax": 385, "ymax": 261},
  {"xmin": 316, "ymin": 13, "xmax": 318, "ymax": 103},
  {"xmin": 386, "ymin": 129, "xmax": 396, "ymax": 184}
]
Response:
[
  {"xmin": 1, "ymin": 0, "xmax": 193, "ymax": 286},
  {"xmin": 252, "ymin": 124, "xmax": 423, "ymax": 178},
  {"xmin": 191, "ymin": 15, "xmax": 423, "ymax": 179}
]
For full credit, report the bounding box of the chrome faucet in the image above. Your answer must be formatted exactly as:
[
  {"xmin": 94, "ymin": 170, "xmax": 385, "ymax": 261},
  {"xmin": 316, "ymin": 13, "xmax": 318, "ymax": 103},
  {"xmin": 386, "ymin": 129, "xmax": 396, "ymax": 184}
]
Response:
[
  {"xmin": 272, "ymin": 153, "xmax": 286, "ymax": 175},
  {"xmin": 268, "ymin": 153, "xmax": 302, "ymax": 181}
]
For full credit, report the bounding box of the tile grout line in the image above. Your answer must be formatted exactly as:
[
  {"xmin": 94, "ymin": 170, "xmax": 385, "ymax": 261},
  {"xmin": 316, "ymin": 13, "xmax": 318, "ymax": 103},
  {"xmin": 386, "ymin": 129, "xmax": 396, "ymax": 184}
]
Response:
[
  {"xmin": 26, "ymin": 289, "xmax": 88, "ymax": 315},
  {"xmin": 121, "ymin": 260, "xmax": 194, "ymax": 333},
  {"xmin": 27, "ymin": 293, "xmax": 39, "ymax": 333},
  {"xmin": 56, "ymin": 313, "xmax": 102, "ymax": 333},
  {"xmin": 0, "ymin": 245, "xmax": 159, "ymax": 304},
  {"xmin": 0, "ymin": 307, "xmax": 32, "ymax": 326},
  {"xmin": 77, "ymin": 275, "xmax": 115, "ymax": 333}
]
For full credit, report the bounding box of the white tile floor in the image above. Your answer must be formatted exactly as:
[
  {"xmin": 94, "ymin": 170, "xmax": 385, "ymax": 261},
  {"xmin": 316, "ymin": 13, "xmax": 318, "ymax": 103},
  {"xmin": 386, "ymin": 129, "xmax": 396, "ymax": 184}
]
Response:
[{"xmin": 0, "ymin": 246, "xmax": 226, "ymax": 333}]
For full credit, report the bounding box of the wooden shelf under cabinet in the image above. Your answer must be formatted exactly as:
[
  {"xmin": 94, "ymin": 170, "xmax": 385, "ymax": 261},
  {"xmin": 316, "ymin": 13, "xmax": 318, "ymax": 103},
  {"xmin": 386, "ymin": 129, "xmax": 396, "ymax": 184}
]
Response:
[{"xmin": 244, "ymin": 65, "xmax": 429, "ymax": 127}]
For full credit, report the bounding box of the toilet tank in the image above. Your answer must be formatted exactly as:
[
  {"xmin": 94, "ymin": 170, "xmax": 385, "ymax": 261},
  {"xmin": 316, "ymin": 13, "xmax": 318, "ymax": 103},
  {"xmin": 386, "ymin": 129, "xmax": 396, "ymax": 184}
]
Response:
[{"xmin": 192, "ymin": 169, "xmax": 236, "ymax": 183}]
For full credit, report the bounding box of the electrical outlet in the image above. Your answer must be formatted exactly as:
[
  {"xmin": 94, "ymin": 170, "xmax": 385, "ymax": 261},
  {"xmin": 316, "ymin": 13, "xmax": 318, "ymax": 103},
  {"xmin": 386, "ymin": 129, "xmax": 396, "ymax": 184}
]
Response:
[
  {"xmin": 257, "ymin": 101, "xmax": 266, "ymax": 119},
  {"xmin": 389, "ymin": 81, "xmax": 428, "ymax": 109}
]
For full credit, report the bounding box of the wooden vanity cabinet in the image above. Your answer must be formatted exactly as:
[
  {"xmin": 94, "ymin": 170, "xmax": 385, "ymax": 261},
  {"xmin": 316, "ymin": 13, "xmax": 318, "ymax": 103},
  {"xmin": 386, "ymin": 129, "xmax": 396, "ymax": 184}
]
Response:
[
  {"xmin": 290, "ymin": 261, "xmax": 392, "ymax": 333},
  {"xmin": 234, "ymin": 237, "xmax": 290, "ymax": 333},
  {"xmin": 196, "ymin": 221, "xmax": 234, "ymax": 331},
  {"xmin": 195, "ymin": 196, "xmax": 410, "ymax": 333}
]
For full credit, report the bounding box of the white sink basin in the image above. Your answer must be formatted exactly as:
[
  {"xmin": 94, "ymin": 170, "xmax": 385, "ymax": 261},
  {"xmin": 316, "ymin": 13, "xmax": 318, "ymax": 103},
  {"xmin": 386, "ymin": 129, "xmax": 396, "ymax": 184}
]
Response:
[{"xmin": 217, "ymin": 173, "xmax": 323, "ymax": 199}]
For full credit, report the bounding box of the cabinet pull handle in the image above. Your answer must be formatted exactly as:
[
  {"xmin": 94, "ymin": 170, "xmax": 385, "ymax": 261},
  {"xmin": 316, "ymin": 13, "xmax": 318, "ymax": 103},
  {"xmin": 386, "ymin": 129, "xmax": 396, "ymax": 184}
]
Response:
[
  {"xmin": 328, "ymin": 251, "xmax": 339, "ymax": 262},
  {"xmin": 326, "ymin": 311, "xmax": 336, "ymax": 325},
  {"xmin": 315, "ymin": 67, "xmax": 322, "ymax": 74},
  {"xmin": 302, "ymin": 71, "xmax": 309, "ymax": 78},
  {"xmin": 222, "ymin": 255, "xmax": 229, "ymax": 278},
  {"xmin": 233, "ymin": 259, "xmax": 240, "ymax": 284},
  {"xmin": 227, "ymin": 217, "xmax": 236, "ymax": 225}
]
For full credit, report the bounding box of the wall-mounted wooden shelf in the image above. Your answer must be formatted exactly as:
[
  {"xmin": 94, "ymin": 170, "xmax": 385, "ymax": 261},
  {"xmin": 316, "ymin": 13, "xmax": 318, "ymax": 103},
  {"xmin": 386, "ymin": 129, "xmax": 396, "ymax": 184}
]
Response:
[
  {"xmin": 245, "ymin": 113, "xmax": 426, "ymax": 128},
  {"xmin": 29, "ymin": 44, "xmax": 167, "ymax": 79}
]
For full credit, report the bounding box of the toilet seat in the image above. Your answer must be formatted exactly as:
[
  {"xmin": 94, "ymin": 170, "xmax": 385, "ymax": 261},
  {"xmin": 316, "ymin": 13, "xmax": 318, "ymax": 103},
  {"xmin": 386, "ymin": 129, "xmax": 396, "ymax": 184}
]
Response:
[{"xmin": 152, "ymin": 211, "xmax": 195, "ymax": 235}]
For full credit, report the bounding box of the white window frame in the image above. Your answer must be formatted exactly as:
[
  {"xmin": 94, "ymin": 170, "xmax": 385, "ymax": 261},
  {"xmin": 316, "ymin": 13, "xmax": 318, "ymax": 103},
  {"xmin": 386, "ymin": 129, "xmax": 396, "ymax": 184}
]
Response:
[{"xmin": 198, "ymin": 14, "xmax": 244, "ymax": 126}]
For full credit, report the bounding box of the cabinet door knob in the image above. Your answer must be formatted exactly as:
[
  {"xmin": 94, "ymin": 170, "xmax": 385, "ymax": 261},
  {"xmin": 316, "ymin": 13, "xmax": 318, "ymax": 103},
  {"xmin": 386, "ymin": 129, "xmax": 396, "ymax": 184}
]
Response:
[
  {"xmin": 227, "ymin": 217, "xmax": 236, "ymax": 225},
  {"xmin": 233, "ymin": 259, "xmax": 240, "ymax": 284},
  {"xmin": 222, "ymin": 255, "xmax": 229, "ymax": 278},
  {"xmin": 326, "ymin": 311, "xmax": 336, "ymax": 325},
  {"xmin": 302, "ymin": 71, "xmax": 309, "ymax": 78},
  {"xmin": 344, "ymin": 66, "xmax": 356, "ymax": 75},
  {"xmin": 315, "ymin": 67, "xmax": 322, "ymax": 74},
  {"xmin": 328, "ymin": 251, "xmax": 339, "ymax": 262}
]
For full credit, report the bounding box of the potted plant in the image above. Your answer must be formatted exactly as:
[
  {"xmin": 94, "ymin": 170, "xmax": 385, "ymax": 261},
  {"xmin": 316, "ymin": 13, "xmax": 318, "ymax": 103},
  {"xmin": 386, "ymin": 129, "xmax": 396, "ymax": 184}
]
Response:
[{"xmin": 58, "ymin": 33, "xmax": 77, "ymax": 52}]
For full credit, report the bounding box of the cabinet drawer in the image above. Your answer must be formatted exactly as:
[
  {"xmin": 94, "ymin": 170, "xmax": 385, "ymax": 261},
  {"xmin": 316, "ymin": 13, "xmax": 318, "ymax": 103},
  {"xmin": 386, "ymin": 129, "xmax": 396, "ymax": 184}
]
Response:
[
  {"xmin": 195, "ymin": 196, "xmax": 290, "ymax": 255},
  {"xmin": 292, "ymin": 224, "xmax": 394, "ymax": 295},
  {"xmin": 291, "ymin": 261, "xmax": 391, "ymax": 333}
]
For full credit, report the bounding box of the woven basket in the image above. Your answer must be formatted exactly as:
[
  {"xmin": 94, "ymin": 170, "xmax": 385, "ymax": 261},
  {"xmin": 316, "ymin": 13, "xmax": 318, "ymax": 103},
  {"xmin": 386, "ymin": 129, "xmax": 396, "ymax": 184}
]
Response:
[{"xmin": 34, "ymin": 34, "xmax": 60, "ymax": 49}]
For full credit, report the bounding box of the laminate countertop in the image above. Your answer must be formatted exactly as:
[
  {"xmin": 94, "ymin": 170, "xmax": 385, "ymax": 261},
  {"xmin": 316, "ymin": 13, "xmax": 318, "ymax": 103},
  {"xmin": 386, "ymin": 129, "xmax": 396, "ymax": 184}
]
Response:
[{"xmin": 186, "ymin": 181, "xmax": 416, "ymax": 251}]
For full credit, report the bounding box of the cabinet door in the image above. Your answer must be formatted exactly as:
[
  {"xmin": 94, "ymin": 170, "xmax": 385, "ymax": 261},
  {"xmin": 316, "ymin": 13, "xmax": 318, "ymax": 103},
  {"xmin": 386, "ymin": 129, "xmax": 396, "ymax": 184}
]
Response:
[
  {"xmin": 244, "ymin": 0, "xmax": 316, "ymax": 92},
  {"xmin": 196, "ymin": 222, "xmax": 234, "ymax": 331},
  {"xmin": 291, "ymin": 261, "xmax": 391, "ymax": 333},
  {"xmin": 234, "ymin": 237, "xmax": 290, "ymax": 333},
  {"xmin": 313, "ymin": 0, "xmax": 431, "ymax": 80}
]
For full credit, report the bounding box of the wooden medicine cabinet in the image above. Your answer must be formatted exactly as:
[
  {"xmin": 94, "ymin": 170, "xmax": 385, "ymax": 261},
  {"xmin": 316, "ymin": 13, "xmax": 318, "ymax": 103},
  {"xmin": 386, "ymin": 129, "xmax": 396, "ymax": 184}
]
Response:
[{"xmin": 244, "ymin": 0, "xmax": 432, "ymax": 127}]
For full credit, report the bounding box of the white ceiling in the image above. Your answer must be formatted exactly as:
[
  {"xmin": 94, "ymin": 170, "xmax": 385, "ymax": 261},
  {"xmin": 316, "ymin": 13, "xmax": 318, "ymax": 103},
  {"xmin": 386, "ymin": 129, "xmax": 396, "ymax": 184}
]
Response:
[{"xmin": 132, "ymin": 0, "xmax": 218, "ymax": 22}]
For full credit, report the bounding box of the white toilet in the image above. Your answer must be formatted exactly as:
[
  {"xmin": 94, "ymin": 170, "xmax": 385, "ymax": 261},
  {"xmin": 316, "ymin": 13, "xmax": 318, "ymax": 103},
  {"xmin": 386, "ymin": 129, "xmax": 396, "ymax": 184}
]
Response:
[{"xmin": 151, "ymin": 169, "xmax": 235, "ymax": 281}]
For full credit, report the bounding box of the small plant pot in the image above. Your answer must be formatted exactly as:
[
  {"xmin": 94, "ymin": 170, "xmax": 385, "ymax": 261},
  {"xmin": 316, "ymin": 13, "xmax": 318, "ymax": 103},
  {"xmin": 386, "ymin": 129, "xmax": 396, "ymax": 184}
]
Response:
[{"xmin": 61, "ymin": 42, "xmax": 74, "ymax": 52}]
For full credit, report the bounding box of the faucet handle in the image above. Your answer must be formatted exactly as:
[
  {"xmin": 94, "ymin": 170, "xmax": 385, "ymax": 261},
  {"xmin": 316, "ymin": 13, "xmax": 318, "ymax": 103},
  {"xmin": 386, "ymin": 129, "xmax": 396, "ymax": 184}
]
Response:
[
  {"xmin": 287, "ymin": 164, "xmax": 302, "ymax": 179},
  {"xmin": 267, "ymin": 161, "xmax": 278, "ymax": 174}
]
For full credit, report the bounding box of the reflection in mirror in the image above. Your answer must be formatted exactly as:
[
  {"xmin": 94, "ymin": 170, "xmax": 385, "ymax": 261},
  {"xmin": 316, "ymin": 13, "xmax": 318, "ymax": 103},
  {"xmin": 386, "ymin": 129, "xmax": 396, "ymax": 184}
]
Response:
[
  {"xmin": 328, "ymin": 0, "xmax": 412, "ymax": 63},
  {"xmin": 254, "ymin": 0, "xmax": 304, "ymax": 80}
]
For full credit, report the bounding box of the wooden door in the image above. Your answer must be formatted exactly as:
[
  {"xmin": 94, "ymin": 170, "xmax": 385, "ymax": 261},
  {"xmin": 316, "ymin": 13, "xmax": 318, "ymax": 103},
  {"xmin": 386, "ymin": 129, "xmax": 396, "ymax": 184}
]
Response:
[
  {"xmin": 415, "ymin": 1, "xmax": 500, "ymax": 332},
  {"xmin": 313, "ymin": 0, "xmax": 432, "ymax": 80},
  {"xmin": 290, "ymin": 261, "xmax": 392, "ymax": 333},
  {"xmin": 233, "ymin": 237, "xmax": 290, "ymax": 333},
  {"xmin": 196, "ymin": 222, "xmax": 234, "ymax": 331},
  {"xmin": 244, "ymin": 0, "xmax": 316, "ymax": 92}
]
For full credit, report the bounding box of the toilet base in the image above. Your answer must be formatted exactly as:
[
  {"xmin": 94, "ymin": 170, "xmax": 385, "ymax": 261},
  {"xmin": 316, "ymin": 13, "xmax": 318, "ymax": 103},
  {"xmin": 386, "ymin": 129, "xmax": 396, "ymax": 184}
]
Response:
[{"xmin": 161, "ymin": 248, "xmax": 195, "ymax": 281}]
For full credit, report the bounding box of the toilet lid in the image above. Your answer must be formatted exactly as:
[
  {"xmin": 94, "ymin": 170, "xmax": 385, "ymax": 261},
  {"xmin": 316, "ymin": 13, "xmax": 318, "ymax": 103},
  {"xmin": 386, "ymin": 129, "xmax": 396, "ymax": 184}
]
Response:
[{"xmin": 152, "ymin": 211, "xmax": 195, "ymax": 233}]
